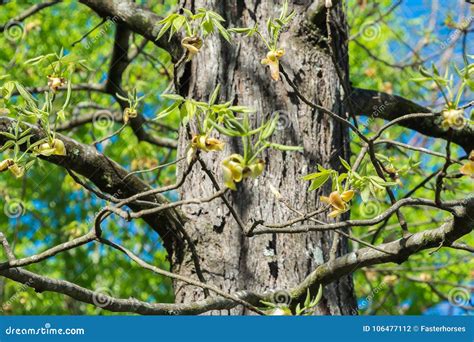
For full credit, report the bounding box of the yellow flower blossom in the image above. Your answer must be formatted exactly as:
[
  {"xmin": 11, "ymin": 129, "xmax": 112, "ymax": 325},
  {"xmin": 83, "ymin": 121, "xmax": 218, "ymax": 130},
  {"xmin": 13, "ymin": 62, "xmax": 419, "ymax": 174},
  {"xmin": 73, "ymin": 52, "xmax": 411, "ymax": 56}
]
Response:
[
  {"xmin": 320, "ymin": 190, "xmax": 355, "ymax": 218},
  {"xmin": 441, "ymin": 108, "xmax": 466, "ymax": 130},
  {"xmin": 261, "ymin": 48, "xmax": 285, "ymax": 81},
  {"xmin": 47, "ymin": 75, "xmax": 65, "ymax": 92},
  {"xmin": 181, "ymin": 36, "xmax": 203, "ymax": 61},
  {"xmin": 191, "ymin": 135, "xmax": 225, "ymax": 152},
  {"xmin": 460, "ymin": 150, "xmax": 474, "ymax": 178},
  {"xmin": 187, "ymin": 135, "xmax": 225, "ymax": 163},
  {"xmin": 123, "ymin": 107, "xmax": 137, "ymax": 123},
  {"xmin": 34, "ymin": 139, "xmax": 67, "ymax": 156},
  {"xmin": 419, "ymin": 273, "xmax": 432, "ymax": 282},
  {"xmin": 222, "ymin": 154, "xmax": 265, "ymax": 190}
]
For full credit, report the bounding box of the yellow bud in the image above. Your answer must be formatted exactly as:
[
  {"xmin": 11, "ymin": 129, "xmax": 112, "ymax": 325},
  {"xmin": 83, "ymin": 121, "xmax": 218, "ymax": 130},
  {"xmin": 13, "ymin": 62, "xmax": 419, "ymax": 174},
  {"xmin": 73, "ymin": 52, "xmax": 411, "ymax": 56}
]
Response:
[
  {"xmin": 123, "ymin": 108, "xmax": 137, "ymax": 123},
  {"xmin": 0, "ymin": 159, "xmax": 14, "ymax": 172},
  {"xmin": 34, "ymin": 139, "xmax": 67, "ymax": 156},
  {"xmin": 47, "ymin": 75, "xmax": 65, "ymax": 92},
  {"xmin": 419, "ymin": 273, "xmax": 432, "ymax": 282},
  {"xmin": 8, "ymin": 163, "xmax": 24, "ymax": 178},
  {"xmin": 383, "ymin": 275, "xmax": 398, "ymax": 286}
]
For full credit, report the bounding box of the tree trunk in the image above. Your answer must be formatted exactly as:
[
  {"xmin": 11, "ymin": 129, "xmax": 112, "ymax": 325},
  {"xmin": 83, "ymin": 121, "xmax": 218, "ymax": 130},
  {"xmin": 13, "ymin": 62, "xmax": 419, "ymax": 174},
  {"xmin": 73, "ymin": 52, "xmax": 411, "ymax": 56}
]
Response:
[{"xmin": 172, "ymin": 0, "xmax": 357, "ymax": 315}]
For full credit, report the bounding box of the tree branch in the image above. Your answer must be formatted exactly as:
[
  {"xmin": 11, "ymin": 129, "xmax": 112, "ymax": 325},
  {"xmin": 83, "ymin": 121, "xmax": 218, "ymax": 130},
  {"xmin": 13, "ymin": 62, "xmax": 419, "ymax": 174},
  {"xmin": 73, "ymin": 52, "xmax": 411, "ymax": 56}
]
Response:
[
  {"xmin": 0, "ymin": 116, "xmax": 184, "ymax": 254},
  {"xmin": 78, "ymin": 0, "xmax": 181, "ymax": 60},
  {"xmin": 352, "ymin": 88, "xmax": 474, "ymax": 152},
  {"xmin": 104, "ymin": 23, "xmax": 178, "ymax": 149},
  {"xmin": 290, "ymin": 196, "xmax": 474, "ymax": 304},
  {"xmin": 0, "ymin": 267, "xmax": 265, "ymax": 315},
  {"xmin": 0, "ymin": 0, "xmax": 60, "ymax": 31}
]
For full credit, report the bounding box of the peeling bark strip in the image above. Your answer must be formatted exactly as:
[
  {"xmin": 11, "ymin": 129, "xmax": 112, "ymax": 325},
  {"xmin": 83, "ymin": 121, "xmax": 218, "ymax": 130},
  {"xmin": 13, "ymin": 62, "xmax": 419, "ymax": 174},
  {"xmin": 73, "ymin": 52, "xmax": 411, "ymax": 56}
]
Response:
[{"xmin": 172, "ymin": 0, "xmax": 356, "ymax": 315}]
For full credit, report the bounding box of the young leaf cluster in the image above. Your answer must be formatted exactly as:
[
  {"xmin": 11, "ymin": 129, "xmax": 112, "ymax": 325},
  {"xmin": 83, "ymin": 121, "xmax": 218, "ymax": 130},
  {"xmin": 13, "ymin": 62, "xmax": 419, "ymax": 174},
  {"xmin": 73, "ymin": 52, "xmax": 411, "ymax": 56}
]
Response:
[{"xmin": 157, "ymin": 8, "xmax": 231, "ymax": 42}]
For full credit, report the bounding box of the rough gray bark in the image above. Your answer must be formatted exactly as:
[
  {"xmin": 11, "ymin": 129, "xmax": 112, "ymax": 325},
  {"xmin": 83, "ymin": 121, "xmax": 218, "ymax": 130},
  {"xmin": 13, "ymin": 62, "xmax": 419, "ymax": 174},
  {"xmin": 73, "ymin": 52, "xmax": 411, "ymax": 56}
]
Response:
[{"xmin": 172, "ymin": 0, "xmax": 357, "ymax": 315}]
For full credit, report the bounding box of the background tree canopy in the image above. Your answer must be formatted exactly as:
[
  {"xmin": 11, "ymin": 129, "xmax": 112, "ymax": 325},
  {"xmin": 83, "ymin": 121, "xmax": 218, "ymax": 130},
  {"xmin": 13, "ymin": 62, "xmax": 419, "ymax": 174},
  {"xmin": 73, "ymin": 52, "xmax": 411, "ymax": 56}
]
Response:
[{"xmin": 0, "ymin": 0, "xmax": 472, "ymax": 316}]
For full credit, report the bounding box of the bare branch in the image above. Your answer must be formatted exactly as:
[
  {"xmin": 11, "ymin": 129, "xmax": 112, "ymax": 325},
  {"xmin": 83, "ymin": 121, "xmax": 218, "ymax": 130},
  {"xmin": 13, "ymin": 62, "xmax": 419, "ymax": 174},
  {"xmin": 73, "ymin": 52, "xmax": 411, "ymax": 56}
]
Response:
[
  {"xmin": 290, "ymin": 197, "xmax": 474, "ymax": 303},
  {"xmin": 0, "ymin": 1, "xmax": 60, "ymax": 31},
  {"xmin": 352, "ymin": 88, "xmax": 474, "ymax": 152},
  {"xmin": 78, "ymin": 0, "xmax": 182, "ymax": 60}
]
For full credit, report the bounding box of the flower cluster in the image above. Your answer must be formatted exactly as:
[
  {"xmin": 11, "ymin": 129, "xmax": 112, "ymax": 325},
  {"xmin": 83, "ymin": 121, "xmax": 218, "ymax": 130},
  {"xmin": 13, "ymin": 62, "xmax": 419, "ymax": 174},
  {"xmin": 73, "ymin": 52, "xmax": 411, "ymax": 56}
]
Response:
[
  {"xmin": 0, "ymin": 159, "xmax": 23, "ymax": 178},
  {"xmin": 181, "ymin": 36, "xmax": 203, "ymax": 62},
  {"xmin": 441, "ymin": 108, "xmax": 466, "ymax": 130},
  {"xmin": 320, "ymin": 190, "xmax": 355, "ymax": 218},
  {"xmin": 187, "ymin": 134, "xmax": 225, "ymax": 162},
  {"xmin": 261, "ymin": 49, "xmax": 285, "ymax": 81},
  {"xmin": 222, "ymin": 154, "xmax": 265, "ymax": 190},
  {"xmin": 47, "ymin": 75, "xmax": 65, "ymax": 92},
  {"xmin": 34, "ymin": 139, "xmax": 67, "ymax": 157}
]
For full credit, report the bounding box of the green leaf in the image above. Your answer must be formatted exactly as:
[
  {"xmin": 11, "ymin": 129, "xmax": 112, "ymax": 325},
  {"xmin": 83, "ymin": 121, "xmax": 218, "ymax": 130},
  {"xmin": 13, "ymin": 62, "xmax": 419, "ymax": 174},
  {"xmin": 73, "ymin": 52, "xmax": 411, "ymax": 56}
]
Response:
[
  {"xmin": 304, "ymin": 289, "xmax": 311, "ymax": 308},
  {"xmin": 339, "ymin": 157, "xmax": 351, "ymax": 171},
  {"xmin": 202, "ymin": 19, "xmax": 214, "ymax": 36},
  {"xmin": 261, "ymin": 115, "xmax": 278, "ymax": 140},
  {"xmin": 224, "ymin": 117, "xmax": 246, "ymax": 134},
  {"xmin": 62, "ymin": 81, "xmax": 72, "ymax": 110},
  {"xmin": 268, "ymin": 143, "xmax": 303, "ymax": 151},
  {"xmin": 172, "ymin": 15, "xmax": 186, "ymax": 33},
  {"xmin": 184, "ymin": 100, "xmax": 196, "ymax": 120},
  {"xmin": 360, "ymin": 186, "xmax": 371, "ymax": 202},
  {"xmin": 156, "ymin": 102, "xmax": 180, "ymax": 120},
  {"xmin": 314, "ymin": 284, "xmax": 323, "ymax": 305},
  {"xmin": 209, "ymin": 120, "xmax": 240, "ymax": 137},
  {"xmin": 0, "ymin": 131, "xmax": 16, "ymax": 140},
  {"xmin": 156, "ymin": 19, "xmax": 173, "ymax": 40},
  {"xmin": 214, "ymin": 21, "xmax": 231, "ymax": 42},
  {"xmin": 229, "ymin": 105, "xmax": 254, "ymax": 113},
  {"xmin": 161, "ymin": 93, "xmax": 185, "ymax": 102},
  {"xmin": 228, "ymin": 27, "xmax": 253, "ymax": 34},
  {"xmin": 419, "ymin": 66, "xmax": 432, "ymax": 78},
  {"xmin": 209, "ymin": 84, "xmax": 221, "ymax": 105},
  {"xmin": 308, "ymin": 172, "xmax": 330, "ymax": 192},
  {"xmin": 0, "ymin": 140, "xmax": 15, "ymax": 152}
]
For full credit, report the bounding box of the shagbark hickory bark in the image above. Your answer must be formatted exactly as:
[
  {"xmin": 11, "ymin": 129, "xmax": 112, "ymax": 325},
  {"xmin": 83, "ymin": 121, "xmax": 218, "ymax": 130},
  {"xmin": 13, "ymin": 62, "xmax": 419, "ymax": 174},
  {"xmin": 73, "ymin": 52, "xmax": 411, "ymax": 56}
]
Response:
[{"xmin": 172, "ymin": 0, "xmax": 357, "ymax": 315}]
